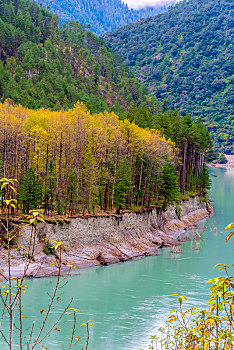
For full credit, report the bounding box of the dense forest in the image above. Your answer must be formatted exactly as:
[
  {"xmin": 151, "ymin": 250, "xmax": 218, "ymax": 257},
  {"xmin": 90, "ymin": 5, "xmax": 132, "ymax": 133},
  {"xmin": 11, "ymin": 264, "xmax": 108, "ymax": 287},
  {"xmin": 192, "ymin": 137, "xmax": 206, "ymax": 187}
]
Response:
[
  {"xmin": 105, "ymin": 0, "xmax": 234, "ymax": 154},
  {"xmin": 0, "ymin": 0, "xmax": 150, "ymax": 114},
  {"xmin": 0, "ymin": 100, "xmax": 211, "ymax": 216},
  {"xmin": 34, "ymin": 0, "xmax": 167, "ymax": 36},
  {"xmin": 0, "ymin": 0, "xmax": 212, "ymax": 216}
]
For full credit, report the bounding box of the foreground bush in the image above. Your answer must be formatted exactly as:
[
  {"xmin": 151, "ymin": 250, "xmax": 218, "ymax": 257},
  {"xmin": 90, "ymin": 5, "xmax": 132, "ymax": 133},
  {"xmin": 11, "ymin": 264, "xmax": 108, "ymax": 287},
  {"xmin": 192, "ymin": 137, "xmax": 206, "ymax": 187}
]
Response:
[{"xmin": 144, "ymin": 227, "xmax": 234, "ymax": 350}]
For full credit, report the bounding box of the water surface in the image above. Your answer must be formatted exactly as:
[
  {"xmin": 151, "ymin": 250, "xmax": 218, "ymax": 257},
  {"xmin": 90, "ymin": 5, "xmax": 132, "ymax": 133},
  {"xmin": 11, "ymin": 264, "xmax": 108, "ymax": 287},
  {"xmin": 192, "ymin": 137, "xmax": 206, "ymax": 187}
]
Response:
[{"xmin": 2, "ymin": 167, "xmax": 234, "ymax": 349}]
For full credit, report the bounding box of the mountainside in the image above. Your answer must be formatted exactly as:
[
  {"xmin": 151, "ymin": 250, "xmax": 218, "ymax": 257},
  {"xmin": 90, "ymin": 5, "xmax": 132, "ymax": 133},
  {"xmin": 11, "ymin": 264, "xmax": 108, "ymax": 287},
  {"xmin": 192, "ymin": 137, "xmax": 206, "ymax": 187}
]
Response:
[
  {"xmin": 0, "ymin": 0, "xmax": 148, "ymax": 113},
  {"xmin": 34, "ymin": 0, "xmax": 168, "ymax": 36},
  {"xmin": 105, "ymin": 0, "xmax": 234, "ymax": 154},
  {"xmin": 0, "ymin": 0, "xmax": 212, "ymax": 219}
]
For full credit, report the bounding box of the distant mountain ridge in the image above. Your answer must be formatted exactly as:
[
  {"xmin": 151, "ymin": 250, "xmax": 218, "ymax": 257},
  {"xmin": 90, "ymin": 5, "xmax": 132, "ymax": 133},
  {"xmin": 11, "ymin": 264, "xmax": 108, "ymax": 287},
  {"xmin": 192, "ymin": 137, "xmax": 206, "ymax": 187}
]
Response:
[
  {"xmin": 105, "ymin": 0, "xmax": 234, "ymax": 154},
  {"xmin": 34, "ymin": 0, "xmax": 168, "ymax": 36}
]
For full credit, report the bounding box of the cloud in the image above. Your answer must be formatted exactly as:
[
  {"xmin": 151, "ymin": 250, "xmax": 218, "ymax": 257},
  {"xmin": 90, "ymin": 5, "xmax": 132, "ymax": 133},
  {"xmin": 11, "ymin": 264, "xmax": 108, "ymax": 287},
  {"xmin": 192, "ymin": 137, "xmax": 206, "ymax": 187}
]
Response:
[{"xmin": 123, "ymin": 0, "xmax": 179, "ymax": 10}]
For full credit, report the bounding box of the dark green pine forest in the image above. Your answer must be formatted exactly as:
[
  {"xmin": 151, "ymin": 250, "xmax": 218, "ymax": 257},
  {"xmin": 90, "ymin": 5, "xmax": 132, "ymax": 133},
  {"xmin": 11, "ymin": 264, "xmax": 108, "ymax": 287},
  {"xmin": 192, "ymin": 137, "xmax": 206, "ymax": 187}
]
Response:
[
  {"xmin": 0, "ymin": 0, "xmax": 151, "ymax": 113},
  {"xmin": 105, "ymin": 0, "xmax": 234, "ymax": 154},
  {"xmin": 34, "ymin": 0, "xmax": 168, "ymax": 36}
]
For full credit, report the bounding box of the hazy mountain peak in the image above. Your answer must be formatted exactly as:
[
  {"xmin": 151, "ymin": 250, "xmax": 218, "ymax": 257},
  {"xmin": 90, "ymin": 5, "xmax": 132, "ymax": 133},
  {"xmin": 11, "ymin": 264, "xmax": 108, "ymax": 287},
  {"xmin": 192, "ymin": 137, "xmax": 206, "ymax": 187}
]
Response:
[
  {"xmin": 124, "ymin": 0, "xmax": 178, "ymax": 10},
  {"xmin": 34, "ymin": 0, "xmax": 169, "ymax": 36}
]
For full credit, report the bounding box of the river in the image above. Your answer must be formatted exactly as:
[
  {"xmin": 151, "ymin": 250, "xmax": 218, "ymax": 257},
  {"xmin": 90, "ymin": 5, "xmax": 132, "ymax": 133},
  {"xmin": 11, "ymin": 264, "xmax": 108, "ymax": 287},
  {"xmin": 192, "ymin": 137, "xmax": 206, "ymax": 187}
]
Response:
[{"xmin": 2, "ymin": 166, "xmax": 234, "ymax": 349}]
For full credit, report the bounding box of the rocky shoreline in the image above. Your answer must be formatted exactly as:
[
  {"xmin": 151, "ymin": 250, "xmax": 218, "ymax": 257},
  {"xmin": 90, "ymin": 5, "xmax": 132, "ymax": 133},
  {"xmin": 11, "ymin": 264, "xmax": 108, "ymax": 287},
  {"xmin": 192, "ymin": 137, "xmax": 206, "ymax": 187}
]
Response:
[
  {"xmin": 0, "ymin": 197, "xmax": 213, "ymax": 279},
  {"xmin": 213, "ymin": 155, "xmax": 234, "ymax": 168}
]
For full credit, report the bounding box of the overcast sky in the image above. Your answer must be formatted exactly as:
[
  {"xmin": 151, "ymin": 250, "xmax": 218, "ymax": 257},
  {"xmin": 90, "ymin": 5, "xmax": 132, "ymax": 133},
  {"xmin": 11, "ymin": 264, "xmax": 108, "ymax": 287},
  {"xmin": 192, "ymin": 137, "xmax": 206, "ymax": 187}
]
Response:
[{"xmin": 123, "ymin": 0, "xmax": 179, "ymax": 9}]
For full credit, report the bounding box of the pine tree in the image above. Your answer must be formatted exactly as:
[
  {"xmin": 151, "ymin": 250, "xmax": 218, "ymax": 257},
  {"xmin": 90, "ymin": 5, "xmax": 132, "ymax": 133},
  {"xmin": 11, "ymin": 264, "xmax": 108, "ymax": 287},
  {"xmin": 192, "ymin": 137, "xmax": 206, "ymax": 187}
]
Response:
[
  {"xmin": 201, "ymin": 167, "xmax": 212, "ymax": 194},
  {"xmin": 44, "ymin": 160, "xmax": 56, "ymax": 215},
  {"xmin": 66, "ymin": 169, "xmax": 78, "ymax": 215},
  {"xmin": 159, "ymin": 162, "xmax": 181, "ymax": 207},
  {"xmin": 114, "ymin": 156, "xmax": 133, "ymax": 212},
  {"xmin": 18, "ymin": 168, "xmax": 42, "ymax": 213}
]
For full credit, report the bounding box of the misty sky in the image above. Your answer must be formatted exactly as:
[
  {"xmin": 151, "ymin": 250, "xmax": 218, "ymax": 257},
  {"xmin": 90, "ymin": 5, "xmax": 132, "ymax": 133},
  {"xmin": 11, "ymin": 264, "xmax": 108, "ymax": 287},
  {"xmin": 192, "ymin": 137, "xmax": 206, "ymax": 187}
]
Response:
[{"xmin": 124, "ymin": 0, "xmax": 179, "ymax": 9}]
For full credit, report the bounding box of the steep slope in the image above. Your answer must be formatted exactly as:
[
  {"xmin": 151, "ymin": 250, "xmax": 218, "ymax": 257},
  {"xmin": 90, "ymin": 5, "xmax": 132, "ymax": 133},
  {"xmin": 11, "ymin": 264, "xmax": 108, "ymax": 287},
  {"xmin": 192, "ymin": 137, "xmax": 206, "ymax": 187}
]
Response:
[
  {"xmin": 0, "ymin": 0, "xmax": 148, "ymax": 113},
  {"xmin": 34, "ymin": 0, "xmax": 168, "ymax": 36},
  {"xmin": 105, "ymin": 0, "xmax": 234, "ymax": 154}
]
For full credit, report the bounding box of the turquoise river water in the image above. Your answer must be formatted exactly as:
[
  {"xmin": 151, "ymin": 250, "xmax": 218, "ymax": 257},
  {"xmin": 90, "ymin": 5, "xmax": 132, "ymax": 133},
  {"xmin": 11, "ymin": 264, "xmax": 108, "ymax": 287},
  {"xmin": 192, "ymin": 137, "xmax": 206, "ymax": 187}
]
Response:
[{"xmin": 2, "ymin": 166, "xmax": 234, "ymax": 349}]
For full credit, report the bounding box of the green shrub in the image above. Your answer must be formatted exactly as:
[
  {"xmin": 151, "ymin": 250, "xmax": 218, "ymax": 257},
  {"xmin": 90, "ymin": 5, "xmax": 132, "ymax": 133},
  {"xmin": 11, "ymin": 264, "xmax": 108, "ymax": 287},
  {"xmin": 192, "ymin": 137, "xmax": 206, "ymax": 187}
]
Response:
[{"xmin": 175, "ymin": 206, "xmax": 182, "ymax": 220}]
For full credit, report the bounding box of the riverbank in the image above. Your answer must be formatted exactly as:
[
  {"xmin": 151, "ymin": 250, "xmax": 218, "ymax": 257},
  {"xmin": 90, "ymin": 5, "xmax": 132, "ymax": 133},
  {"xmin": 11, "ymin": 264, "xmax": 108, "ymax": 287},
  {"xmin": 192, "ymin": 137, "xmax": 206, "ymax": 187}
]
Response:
[
  {"xmin": 213, "ymin": 155, "xmax": 234, "ymax": 168},
  {"xmin": 0, "ymin": 197, "xmax": 213, "ymax": 279}
]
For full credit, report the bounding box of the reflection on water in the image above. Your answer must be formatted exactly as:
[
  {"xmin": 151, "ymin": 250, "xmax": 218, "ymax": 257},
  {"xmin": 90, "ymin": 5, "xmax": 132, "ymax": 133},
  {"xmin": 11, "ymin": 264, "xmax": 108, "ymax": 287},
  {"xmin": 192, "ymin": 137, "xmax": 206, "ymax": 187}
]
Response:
[
  {"xmin": 1, "ymin": 167, "xmax": 234, "ymax": 350},
  {"xmin": 224, "ymin": 167, "xmax": 234, "ymax": 177}
]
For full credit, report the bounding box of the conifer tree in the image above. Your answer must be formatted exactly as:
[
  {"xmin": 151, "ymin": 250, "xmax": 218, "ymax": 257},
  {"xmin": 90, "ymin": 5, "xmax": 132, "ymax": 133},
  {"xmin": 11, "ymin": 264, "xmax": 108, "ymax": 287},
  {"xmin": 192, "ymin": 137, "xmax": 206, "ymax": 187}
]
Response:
[
  {"xmin": 18, "ymin": 168, "xmax": 42, "ymax": 213},
  {"xmin": 44, "ymin": 160, "xmax": 56, "ymax": 215},
  {"xmin": 114, "ymin": 156, "xmax": 133, "ymax": 212},
  {"xmin": 66, "ymin": 169, "xmax": 79, "ymax": 215},
  {"xmin": 159, "ymin": 162, "xmax": 181, "ymax": 207}
]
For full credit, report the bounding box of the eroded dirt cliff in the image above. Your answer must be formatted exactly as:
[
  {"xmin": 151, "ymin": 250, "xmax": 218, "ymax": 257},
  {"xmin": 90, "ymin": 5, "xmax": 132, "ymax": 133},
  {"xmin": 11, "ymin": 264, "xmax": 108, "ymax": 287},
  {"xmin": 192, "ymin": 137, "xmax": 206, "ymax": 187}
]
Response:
[{"xmin": 0, "ymin": 197, "xmax": 212, "ymax": 278}]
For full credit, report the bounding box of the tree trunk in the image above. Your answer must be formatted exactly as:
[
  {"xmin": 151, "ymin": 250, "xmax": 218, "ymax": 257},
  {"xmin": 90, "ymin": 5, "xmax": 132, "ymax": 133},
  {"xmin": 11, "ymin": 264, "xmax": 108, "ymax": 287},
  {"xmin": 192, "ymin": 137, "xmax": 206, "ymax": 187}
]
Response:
[
  {"xmin": 142, "ymin": 160, "xmax": 149, "ymax": 207},
  {"xmin": 181, "ymin": 139, "xmax": 187, "ymax": 195},
  {"xmin": 136, "ymin": 158, "xmax": 143, "ymax": 207},
  {"xmin": 57, "ymin": 133, "xmax": 63, "ymax": 214},
  {"xmin": 111, "ymin": 149, "xmax": 118, "ymax": 210}
]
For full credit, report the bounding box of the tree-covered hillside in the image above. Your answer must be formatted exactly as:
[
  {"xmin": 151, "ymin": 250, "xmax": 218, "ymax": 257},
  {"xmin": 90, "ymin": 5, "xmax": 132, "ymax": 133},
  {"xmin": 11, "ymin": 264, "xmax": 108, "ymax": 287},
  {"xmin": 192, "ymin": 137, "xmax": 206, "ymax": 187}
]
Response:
[
  {"xmin": 34, "ymin": 0, "xmax": 167, "ymax": 36},
  {"xmin": 105, "ymin": 0, "xmax": 234, "ymax": 154},
  {"xmin": 0, "ymin": 0, "xmax": 212, "ymax": 216},
  {"xmin": 0, "ymin": 0, "xmax": 149, "ymax": 113}
]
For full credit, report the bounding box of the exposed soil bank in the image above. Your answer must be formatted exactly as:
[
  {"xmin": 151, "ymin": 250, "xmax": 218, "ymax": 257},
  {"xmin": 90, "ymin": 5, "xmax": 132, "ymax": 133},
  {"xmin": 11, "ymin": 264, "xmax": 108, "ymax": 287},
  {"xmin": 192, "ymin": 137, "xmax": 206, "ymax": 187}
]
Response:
[
  {"xmin": 212, "ymin": 155, "xmax": 234, "ymax": 168},
  {"xmin": 0, "ymin": 197, "xmax": 212, "ymax": 279}
]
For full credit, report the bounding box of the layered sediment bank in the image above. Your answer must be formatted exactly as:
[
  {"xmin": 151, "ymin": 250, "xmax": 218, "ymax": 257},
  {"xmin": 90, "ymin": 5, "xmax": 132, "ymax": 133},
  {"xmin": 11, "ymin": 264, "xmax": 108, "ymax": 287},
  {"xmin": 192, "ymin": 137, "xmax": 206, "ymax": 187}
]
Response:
[{"xmin": 0, "ymin": 197, "xmax": 212, "ymax": 278}]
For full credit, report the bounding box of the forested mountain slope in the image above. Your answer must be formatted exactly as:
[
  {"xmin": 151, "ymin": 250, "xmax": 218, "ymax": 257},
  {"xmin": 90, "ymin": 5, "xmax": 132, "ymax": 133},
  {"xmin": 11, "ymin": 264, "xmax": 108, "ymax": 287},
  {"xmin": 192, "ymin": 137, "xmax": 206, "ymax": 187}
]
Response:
[
  {"xmin": 34, "ymin": 0, "xmax": 168, "ymax": 36},
  {"xmin": 0, "ymin": 0, "xmax": 148, "ymax": 113},
  {"xmin": 0, "ymin": 0, "xmax": 212, "ymax": 215},
  {"xmin": 105, "ymin": 0, "xmax": 234, "ymax": 154}
]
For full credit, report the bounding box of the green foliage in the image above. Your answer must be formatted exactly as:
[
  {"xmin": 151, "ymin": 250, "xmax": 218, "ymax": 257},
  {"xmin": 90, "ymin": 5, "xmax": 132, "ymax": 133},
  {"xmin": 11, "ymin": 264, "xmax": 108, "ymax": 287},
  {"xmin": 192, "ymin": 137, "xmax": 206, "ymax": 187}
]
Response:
[
  {"xmin": 66, "ymin": 169, "xmax": 79, "ymax": 215},
  {"xmin": 201, "ymin": 167, "xmax": 212, "ymax": 194},
  {"xmin": 114, "ymin": 157, "xmax": 133, "ymax": 211},
  {"xmin": 105, "ymin": 0, "xmax": 234, "ymax": 154},
  {"xmin": 159, "ymin": 162, "xmax": 181, "ymax": 207},
  {"xmin": 175, "ymin": 206, "xmax": 182, "ymax": 221},
  {"xmin": 18, "ymin": 169, "xmax": 42, "ymax": 213},
  {"xmin": 44, "ymin": 160, "xmax": 56, "ymax": 215},
  {"xmin": 217, "ymin": 153, "xmax": 228, "ymax": 164},
  {"xmin": 140, "ymin": 109, "xmax": 213, "ymax": 197},
  {"xmin": 34, "ymin": 0, "xmax": 166, "ymax": 36},
  {"xmin": 0, "ymin": 0, "xmax": 149, "ymax": 113},
  {"xmin": 43, "ymin": 240, "xmax": 57, "ymax": 256},
  {"xmin": 0, "ymin": 0, "xmax": 213, "ymax": 215}
]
